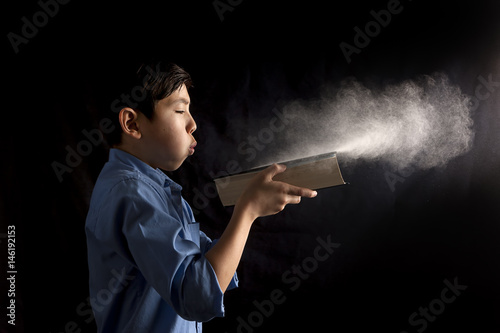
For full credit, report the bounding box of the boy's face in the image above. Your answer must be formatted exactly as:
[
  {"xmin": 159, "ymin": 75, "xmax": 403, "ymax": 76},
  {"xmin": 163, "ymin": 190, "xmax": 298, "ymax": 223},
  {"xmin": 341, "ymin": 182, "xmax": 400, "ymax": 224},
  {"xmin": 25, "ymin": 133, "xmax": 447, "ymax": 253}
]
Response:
[{"xmin": 140, "ymin": 84, "xmax": 197, "ymax": 171}]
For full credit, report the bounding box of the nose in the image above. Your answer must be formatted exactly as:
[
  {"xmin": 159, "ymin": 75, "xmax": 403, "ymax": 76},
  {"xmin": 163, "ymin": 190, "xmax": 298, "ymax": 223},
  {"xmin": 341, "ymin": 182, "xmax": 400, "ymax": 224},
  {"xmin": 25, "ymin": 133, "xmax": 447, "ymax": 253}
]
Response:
[{"xmin": 188, "ymin": 113, "xmax": 197, "ymax": 134}]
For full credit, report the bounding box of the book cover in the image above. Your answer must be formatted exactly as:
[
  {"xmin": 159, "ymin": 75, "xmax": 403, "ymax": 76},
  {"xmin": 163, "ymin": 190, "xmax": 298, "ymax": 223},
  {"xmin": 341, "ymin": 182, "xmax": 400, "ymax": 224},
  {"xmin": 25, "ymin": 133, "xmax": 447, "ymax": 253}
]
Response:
[{"xmin": 214, "ymin": 152, "xmax": 346, "ymax": 206}]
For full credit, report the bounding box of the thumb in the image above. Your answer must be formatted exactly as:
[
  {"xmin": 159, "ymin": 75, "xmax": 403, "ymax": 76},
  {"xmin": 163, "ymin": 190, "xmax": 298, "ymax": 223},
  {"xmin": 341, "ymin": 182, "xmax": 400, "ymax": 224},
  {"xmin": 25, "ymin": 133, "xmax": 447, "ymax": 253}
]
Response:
[{"xmin": 264, "ymin": 163, "xmax": 286, "ymax": 180}]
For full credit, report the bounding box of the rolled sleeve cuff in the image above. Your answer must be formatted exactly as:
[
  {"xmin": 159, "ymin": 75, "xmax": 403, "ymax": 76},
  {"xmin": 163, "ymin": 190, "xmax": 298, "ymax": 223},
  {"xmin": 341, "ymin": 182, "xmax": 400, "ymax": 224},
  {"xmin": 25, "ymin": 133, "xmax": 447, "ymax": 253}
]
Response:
[
  {"xmin": 177, "ymin": 255, "xmax": 238, "ymax": 322},
  {"xmin": 228, "ymin": 270, "xmax": 239, "ymax": 290},
  {"xmin": 202, "ymin": 256, "xmax": 239, "ymax": 318}
]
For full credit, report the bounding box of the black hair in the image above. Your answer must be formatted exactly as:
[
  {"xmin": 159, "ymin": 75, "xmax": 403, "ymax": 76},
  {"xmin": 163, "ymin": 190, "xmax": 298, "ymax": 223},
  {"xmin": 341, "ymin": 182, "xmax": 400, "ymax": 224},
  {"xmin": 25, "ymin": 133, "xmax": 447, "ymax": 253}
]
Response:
[{"xmin": 105, "ymin": 61, "xmax": 193, "ymax": 146}]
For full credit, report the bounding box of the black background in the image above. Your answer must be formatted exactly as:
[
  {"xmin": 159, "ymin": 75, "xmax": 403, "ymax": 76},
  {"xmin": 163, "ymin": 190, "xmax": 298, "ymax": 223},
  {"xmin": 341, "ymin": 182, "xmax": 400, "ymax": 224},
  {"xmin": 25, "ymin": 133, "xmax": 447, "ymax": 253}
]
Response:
[{"xmin": 3, "ymin": 0, "xmax": 500, "ymax": 332}]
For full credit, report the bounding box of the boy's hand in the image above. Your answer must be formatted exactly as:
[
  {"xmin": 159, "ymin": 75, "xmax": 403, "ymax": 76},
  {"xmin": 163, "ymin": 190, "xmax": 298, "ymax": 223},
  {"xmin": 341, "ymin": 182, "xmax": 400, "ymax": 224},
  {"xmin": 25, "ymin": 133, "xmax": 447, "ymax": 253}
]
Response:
[
  {"xmin": 235, "ymin": 163, "xmax": 318, "ymax": 221},
  {"xmin": 207, "ymin": 164, "xmax": 317, "ymax": 292}
]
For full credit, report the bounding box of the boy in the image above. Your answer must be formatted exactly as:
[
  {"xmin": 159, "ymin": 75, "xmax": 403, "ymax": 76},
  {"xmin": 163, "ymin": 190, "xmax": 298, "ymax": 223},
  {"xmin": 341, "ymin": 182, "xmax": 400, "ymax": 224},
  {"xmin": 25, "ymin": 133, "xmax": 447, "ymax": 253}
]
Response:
[{"xmin": 85, "ymin": 62, "xmax": 317, "ymax": 332}]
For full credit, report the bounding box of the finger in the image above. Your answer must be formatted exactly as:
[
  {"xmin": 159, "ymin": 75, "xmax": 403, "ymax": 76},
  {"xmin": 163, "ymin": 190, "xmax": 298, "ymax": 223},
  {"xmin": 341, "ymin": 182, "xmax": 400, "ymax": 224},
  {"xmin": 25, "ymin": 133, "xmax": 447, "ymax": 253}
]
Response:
[
  {"xmin": 286, "ymin": 195, "xmax": 302, "ymax": 205},
  {"xmin": 261, "ymin": 163, "xmax": 287, "ymax": 180},
  {"xmin": 285, "ymin": 184, "xmax": 318, "ymax": 198}
]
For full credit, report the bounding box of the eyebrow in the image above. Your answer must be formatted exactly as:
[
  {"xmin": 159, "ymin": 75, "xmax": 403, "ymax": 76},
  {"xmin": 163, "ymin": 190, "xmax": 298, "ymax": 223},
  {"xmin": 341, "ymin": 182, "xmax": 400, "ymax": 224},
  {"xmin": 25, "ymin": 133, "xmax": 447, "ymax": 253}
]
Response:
[{"xmin": 170, "ymin": 98, "xmax": 190, "ymax": 105}]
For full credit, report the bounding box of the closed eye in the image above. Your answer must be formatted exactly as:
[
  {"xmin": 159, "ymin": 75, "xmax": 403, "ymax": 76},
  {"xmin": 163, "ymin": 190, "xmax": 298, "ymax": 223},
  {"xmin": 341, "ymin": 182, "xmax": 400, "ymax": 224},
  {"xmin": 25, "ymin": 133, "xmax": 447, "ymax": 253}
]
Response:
[{"xmin": 175, "ymin": 110, "xmax": 185, "ymax": 114}]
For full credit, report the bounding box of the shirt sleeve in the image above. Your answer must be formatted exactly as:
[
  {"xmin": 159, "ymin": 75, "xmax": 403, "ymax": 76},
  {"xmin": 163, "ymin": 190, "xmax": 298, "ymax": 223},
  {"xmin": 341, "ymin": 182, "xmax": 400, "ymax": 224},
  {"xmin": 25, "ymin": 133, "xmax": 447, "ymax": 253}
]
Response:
[{"xmin": 105, "ymin": 178, "xmax": 230, "ymax": 322}]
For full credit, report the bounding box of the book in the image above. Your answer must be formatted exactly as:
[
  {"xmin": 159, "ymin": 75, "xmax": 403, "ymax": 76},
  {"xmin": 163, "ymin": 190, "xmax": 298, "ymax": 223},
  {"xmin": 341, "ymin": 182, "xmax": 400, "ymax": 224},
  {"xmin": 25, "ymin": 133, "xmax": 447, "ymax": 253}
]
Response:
[{"xmin": 214, "ymin": 152, "xmax": 346, "ymax": 206}]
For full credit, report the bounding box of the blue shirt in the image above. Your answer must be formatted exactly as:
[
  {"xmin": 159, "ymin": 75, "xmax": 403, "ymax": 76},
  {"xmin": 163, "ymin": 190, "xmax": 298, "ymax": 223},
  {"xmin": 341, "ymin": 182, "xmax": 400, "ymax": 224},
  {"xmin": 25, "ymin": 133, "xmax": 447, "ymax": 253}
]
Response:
[{"xmin": 85, "ymin": 149, "xmax": 238, "ymax": 332}]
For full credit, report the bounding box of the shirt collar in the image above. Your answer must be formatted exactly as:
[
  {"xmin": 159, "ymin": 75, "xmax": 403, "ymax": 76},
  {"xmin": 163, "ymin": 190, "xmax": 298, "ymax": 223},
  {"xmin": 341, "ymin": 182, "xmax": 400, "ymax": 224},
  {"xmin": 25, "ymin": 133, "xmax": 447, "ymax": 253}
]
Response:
[{"xmin": 108, "ymin": 148, "xmax": 182, "ymax": 191}]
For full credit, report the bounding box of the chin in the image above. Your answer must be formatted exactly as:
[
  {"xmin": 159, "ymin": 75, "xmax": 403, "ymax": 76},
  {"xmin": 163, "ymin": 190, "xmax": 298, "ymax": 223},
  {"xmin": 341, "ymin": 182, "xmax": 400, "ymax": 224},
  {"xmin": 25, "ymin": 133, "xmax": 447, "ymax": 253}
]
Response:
[{"xmin": 161, "ymin": 158, "xmax": 186, "ymax": 172}]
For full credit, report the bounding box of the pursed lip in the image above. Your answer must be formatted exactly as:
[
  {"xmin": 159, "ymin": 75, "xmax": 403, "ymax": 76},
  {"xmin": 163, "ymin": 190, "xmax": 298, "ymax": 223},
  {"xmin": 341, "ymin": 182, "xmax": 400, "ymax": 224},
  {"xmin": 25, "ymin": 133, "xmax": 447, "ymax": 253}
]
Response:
[{"xmin": 189, "ymin": 142, "xmax": 197, "ymax": 155}]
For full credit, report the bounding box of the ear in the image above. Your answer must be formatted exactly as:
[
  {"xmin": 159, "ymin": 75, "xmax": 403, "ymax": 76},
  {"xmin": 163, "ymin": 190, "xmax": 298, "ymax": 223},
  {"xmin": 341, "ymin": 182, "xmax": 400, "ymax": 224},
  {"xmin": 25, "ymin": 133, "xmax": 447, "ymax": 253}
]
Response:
[{"xmin": 118, "ymin": 107, "xmax": 142, "ymax": 140}]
